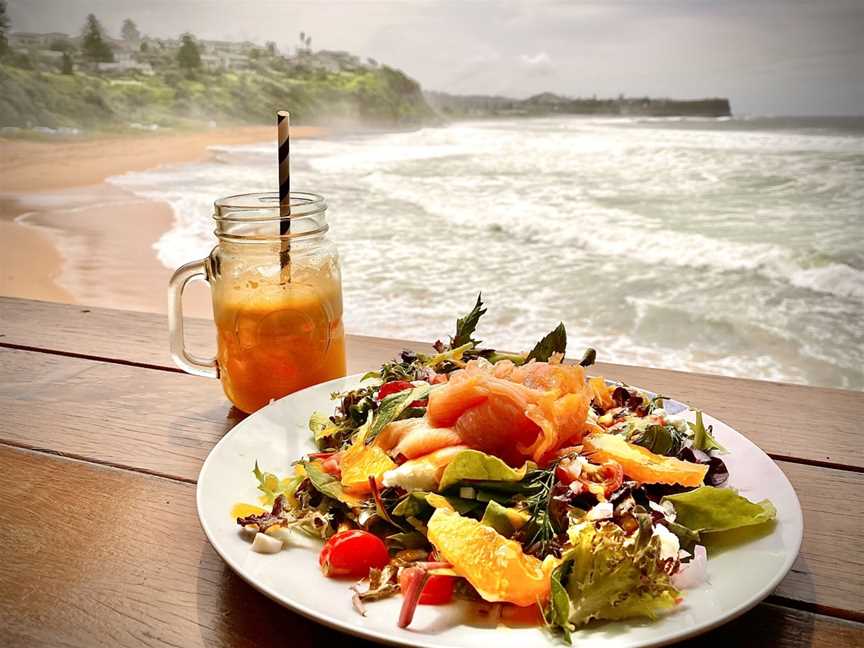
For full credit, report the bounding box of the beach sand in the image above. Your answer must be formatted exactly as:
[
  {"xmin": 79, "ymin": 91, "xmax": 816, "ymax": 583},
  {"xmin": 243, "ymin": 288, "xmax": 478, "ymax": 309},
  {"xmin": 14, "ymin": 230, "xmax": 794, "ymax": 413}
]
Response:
[{"xmin": 0, "ymin": 126, "xmax": 324, "ymax": 317}]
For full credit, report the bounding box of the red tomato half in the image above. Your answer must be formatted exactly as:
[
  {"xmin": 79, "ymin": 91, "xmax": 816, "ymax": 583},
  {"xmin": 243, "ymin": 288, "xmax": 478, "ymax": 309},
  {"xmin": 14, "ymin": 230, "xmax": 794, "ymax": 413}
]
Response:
[
  {"xmin": 398, "ymin": 570, "xmax": 456, "ymax": 605},
  {"xmin": 377, "ymin": 380, "xmax": 428, "ymax": 408},
  {"xmin": 377, "ymin": 381, "xmax": 414, "ymax": 399},
  {"xmin": 319, "ymin": 530, "xmax": 389, "ymax": 578}
]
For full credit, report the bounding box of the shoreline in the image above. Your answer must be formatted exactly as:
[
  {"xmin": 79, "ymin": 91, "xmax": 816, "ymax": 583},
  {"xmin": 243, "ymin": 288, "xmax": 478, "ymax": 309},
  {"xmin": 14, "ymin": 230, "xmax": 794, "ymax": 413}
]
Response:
[{"xmin": 0, "ymin": 126, "xmax": 325, "ymax": 316}]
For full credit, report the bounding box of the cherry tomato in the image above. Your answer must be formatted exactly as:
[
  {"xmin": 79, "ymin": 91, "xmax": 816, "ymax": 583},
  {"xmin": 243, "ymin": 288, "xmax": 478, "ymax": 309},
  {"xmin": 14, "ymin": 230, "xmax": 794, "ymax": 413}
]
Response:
[
  {"xmin": 319, "ymin": 530, "xmax": 389, "ymax": 578},
  {"xmin": 377, "ymin": 380, "xmax": 428, "ymax": 408},
  {"xmin": 596, "ymin": 461, "xmax": 624, "ymax": 497},
  {"xmin": 319, "ymin": 452, "xmax": 342, "ymax": 477},
  {"xmin": 377, "ymin": 381, "xmax": 414, "ymax": 399},
  {"xmin": 398, "ymin": 569, "xmax": 455, "ymax": 605}
]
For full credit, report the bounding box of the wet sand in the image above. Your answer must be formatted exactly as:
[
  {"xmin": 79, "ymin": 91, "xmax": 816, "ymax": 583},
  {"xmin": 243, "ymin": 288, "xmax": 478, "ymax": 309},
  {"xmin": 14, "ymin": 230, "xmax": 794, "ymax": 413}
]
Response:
[{"xmin": 0, "ymin": 126, "xmax": 325, "ymax": 316}]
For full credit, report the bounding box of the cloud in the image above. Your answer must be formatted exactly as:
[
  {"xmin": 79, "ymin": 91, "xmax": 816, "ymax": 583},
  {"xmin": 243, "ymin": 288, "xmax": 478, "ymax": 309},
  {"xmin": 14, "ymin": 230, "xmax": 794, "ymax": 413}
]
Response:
[{"xmin": 520, "ymin": 51, "xmax": 550, "ymax": 66}]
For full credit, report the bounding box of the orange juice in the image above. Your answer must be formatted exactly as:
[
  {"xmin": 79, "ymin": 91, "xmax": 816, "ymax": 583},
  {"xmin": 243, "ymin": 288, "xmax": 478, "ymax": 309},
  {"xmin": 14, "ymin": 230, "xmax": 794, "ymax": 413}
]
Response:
[{"xmin": 213, "ymin": 280, "xmax": 346, "ymax": 413}]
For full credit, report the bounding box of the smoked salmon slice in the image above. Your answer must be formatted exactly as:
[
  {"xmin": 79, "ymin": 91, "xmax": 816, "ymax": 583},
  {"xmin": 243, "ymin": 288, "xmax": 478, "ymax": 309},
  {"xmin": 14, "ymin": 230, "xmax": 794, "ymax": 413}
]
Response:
[
  {"xmin": 426, "ymin": 359, "xmax": 593, "ymax": 464},
  {"xmin": 375, "ymin": 417, "xmax": 463, "ymax": 460}
]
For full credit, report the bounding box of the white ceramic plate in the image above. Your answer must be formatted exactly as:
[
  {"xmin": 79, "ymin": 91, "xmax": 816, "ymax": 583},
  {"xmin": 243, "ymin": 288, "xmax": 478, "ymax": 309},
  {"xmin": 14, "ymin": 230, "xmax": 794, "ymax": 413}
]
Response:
[{"xmin": 197, "ymin": 374, "xmax": 803, "ymax": 647}]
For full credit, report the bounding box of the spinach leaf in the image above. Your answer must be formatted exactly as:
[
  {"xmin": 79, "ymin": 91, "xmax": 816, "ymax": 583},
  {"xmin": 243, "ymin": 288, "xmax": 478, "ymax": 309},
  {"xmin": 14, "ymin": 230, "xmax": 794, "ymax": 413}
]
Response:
[
  {"xmin": 438, "ymin": 449, "xmax": 530, "ymax": 492},
  {"xmin": 630, "ymin": 424, "xmax": 688, "ymax": 457}
]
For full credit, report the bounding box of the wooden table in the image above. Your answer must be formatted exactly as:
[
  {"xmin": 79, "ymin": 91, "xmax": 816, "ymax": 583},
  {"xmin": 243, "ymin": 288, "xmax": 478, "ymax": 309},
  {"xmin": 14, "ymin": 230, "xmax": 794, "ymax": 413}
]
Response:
[{"xmin": 1, "ymin": 296, "xmax": 862, "ymax": 647}]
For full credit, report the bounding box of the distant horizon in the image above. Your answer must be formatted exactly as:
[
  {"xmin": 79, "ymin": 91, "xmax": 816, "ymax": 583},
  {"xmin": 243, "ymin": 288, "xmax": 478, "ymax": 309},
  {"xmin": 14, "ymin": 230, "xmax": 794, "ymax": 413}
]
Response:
[
  {"xmin": 7, "ymin": 0, "xmax": 864, "ymax": 117},
  {"xmin": 6, "ymin": 32, "xmax": 864, "ymax": 119}
]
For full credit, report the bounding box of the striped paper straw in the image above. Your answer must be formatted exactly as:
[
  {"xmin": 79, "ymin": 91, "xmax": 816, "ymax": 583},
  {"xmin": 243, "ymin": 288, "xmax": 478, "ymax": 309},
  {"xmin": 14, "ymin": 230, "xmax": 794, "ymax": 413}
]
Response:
[{"xmin": 277, "ymin": 110, "xmax": 291, "ymax": 277}]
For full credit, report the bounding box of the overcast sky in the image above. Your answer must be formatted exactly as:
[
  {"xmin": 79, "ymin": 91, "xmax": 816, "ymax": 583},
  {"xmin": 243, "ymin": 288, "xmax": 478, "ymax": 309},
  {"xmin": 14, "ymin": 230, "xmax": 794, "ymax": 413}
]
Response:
[{"xmin": 9, "ymin": 0, "xmax": 864, "ymax": 115}]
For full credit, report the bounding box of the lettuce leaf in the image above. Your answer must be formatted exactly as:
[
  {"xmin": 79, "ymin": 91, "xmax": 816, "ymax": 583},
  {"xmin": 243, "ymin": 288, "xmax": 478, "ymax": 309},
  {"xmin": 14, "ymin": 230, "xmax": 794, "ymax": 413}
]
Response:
[
  {"xmin": 689, "ymin": 411, "xmax": 726, "ymax": 453},
  {"xmin": 662, "ymin": 486, "xmax": 776, "ymax": 534},
  {"xmin": 308, "ymin": 411, "xmax": 340, "ymax": 442},
  {"xmin": 548, "ymin": 520, "xmax": 679, "ymax": 630},
  {"xmin": 438, "ymin": 449, "xmax": 531, "ymax": 492}
]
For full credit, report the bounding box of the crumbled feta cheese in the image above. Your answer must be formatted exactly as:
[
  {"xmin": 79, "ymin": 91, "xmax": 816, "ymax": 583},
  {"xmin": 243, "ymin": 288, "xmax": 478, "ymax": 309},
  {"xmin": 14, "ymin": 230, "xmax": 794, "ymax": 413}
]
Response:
[
  {"xmin": 649, "ymin": 499, "xmax": 677, "ymax": 522},
  {"xmin": 381, "ymin": 461, "xmax": 438, "ymax": 491},
  {"xmin": 251, "ymin": 532, "xmax": 284, "ymax": 554},
  {"xmin": 586, "ymin": 502, "xmax": 614, "ymax": 520},
  {"xmin": 652, "ymin": 523, "xmax": 681, "ymax": 561}
]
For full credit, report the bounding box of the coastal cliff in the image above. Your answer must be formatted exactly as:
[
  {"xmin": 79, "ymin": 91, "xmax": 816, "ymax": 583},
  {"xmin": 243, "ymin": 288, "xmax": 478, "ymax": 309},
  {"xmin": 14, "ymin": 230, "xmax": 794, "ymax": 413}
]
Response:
[{"xmin": 426, "ymin": 91, "xmax": 732, "ymax": 119}]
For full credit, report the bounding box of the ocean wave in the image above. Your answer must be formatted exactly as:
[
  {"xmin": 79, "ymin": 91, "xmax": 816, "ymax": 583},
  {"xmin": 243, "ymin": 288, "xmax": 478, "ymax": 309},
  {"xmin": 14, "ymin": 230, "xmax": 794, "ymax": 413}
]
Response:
[{"xmin": 105, "ymin": 115, "xmax": 864, "ymax": 390}]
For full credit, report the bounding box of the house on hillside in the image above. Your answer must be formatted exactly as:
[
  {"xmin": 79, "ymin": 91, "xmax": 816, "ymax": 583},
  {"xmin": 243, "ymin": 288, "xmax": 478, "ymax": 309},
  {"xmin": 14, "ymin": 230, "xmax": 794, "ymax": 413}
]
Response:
[
  {"xmin": 96, "ymin": 52, "xmax": 154, "ymax": 75},
  {"xmin": 200, "ymin": 52, "xmax": 252, "ymax": 70},
  {"xmin": 8, "ymin": 32, "xmax": 71, "ymax": 49},
  {"xmin": 201, "ymin": 40, "xmax": 257, "ymax": 55}
]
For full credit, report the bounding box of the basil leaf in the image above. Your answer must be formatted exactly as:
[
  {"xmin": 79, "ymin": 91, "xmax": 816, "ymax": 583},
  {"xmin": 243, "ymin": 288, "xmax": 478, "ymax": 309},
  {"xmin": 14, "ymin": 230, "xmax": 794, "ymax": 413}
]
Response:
[
  {"xmin": 452, "ymin": 293, "xmax": 487, "ymax": 348},
  {"xmin": 526, "ymin": 322, "xmax": 567, "ymax": 362}
]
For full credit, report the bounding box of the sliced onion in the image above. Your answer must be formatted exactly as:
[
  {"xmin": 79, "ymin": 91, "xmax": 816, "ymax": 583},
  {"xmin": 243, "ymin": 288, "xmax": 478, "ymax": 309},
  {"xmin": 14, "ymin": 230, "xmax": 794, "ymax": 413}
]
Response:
[
  {"xmin": 672, "ymin": 544, "xmax": 707, "ymax": 589},
  {"xmin": 397, "ymin": 566, "xmax": 430, "ymax": 628}
]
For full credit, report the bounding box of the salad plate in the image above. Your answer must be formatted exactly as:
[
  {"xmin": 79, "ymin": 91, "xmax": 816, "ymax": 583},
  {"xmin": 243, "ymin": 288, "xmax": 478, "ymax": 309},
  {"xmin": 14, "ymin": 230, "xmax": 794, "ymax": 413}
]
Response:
[{"xmin": 197, "ymin": 372, "xmax": 803, "ymax": 648}]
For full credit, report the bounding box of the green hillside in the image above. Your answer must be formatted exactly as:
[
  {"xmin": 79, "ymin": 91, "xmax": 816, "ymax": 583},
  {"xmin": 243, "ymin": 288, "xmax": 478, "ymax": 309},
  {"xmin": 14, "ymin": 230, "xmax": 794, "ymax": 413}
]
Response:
[{"xmin": 0, "ymin": 56, "xmax": 438, "ymax": 130}]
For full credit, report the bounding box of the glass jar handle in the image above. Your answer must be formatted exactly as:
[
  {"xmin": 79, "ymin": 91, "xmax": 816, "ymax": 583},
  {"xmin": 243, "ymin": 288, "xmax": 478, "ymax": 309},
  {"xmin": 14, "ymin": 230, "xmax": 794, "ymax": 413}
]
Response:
[{"xmin": 168, "ymin": 259, "xmax": 218, "ymax": 378}]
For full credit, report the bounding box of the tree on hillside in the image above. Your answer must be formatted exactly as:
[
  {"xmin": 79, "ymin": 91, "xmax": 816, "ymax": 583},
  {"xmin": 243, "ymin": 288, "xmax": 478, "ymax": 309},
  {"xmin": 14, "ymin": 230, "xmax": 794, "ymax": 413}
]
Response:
[
  {"xmin": 265, "ymin": 41, "xmax": 277, "ymax": 56},
  {"xmin": 297, "ymin": 31, "xmax": 311, "ymax": 53},
  {"xmin": 81, "ymin": 14, "xmax": 114, "ymax": 62},
  {"xmin": 121, "ymin": 18, "xmax": 141, "ymax": 45},
  {"xmin": 61, "ymin": 51, "xmax": 74, "ymax": 75},
  {"xmin": 177, "ymin": 33, "xmax": 201, "ymax": 69},
  {"xmin": 0, "ymin": 0, "xmax": 10, "ymax": 57}
]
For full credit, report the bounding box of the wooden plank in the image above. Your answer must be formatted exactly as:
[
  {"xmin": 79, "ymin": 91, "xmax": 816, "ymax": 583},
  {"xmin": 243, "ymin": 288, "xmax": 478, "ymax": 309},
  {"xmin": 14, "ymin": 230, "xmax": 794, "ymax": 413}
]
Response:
[
  {"xmin": 0, "ymin": 348, "xmax": 861, "ymax": 616},
  {"xmin": 0, "ymin": 295, "xmax": 424, "ymax": 376},
  {"xmin": 1, "ymin": 446, "xmax": 861, "ymax": 648},
  {"xmin": 1, "ymin": 297, "xmax": 861, "ymax": 469}
]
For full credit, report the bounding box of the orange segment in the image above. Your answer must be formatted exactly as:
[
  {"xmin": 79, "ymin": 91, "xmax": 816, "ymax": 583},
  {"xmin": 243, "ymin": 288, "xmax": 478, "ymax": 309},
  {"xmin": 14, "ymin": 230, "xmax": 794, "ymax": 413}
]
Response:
[
  {"xmin": 426, "ymin": 506, "xmax": 553, "ymax": 606},
  {"xmin": 589, "ymin": 376, "xmax": 614, "ymax": 411},
  {"xmin": 340, "ymin": 444, "xmax": 396, "ymax": 493},
  {"xmin": 583, "ymin": 433, "xmax": 707, "ymax": 487}
]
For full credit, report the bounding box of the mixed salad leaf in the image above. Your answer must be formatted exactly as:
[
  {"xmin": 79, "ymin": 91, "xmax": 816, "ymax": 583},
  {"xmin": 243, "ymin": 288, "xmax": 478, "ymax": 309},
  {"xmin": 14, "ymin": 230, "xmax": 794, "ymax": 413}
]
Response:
[{"xmin": 233, "ymin": 294, "xmax": 778, "ymax": 641}]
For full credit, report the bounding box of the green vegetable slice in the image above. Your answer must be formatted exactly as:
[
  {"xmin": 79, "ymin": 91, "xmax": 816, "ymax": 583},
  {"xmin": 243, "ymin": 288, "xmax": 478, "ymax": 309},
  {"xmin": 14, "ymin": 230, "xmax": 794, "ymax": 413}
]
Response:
[
  {"xmin": 479, "ymin": 500, "xmax": 529, "ymax": 538},
  {"xmin": 662, "ymin": 486, "xmax": 776, "ymax": 534},
  {"xmin": 438, "ymin": 449, "xmax": 531, "ymax": 492}
]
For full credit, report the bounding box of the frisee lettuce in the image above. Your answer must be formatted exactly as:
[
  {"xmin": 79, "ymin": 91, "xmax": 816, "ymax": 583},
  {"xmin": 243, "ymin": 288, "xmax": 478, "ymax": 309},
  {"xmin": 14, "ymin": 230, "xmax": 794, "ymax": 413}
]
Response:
[{"xmin": 546, "ymin": 519, "xmax": 679, "ymax": 634}]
